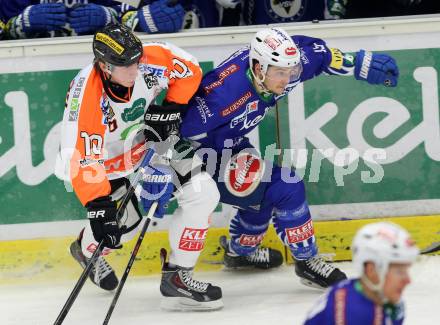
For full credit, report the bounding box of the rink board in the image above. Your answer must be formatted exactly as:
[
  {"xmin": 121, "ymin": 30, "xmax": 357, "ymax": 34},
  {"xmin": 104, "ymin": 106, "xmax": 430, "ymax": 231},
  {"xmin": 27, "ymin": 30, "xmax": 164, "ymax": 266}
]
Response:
[{"xmin": 1, "ymin": 215, "xmax": 439, "ymax": 285}]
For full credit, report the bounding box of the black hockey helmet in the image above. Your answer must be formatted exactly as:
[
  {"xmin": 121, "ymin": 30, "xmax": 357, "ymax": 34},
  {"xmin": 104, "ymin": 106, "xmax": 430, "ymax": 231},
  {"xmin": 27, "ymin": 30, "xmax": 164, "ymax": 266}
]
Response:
[{"xmin": 93, "ymin": 23, "xmax": 143, "ymax": 66}]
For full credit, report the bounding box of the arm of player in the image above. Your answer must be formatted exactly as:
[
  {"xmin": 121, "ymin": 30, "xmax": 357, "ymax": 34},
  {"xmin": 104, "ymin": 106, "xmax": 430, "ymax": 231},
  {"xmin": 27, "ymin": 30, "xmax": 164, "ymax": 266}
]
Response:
[
  {"xmin": 63, "ymin": 72, "xmax": 111, "ymax": 206},
  {"xmin": 323, "ymin": 47, "xmax": 399, "ymax": 87}
]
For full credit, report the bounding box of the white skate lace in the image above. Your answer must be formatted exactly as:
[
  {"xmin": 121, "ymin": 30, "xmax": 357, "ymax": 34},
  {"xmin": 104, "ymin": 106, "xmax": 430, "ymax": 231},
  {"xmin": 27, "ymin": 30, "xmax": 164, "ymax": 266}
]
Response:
[
  {"xmin": 247, "ymin": 248, "xmax": 270, "ymax": 263},
  {"xmin": 306, "ymin": 256, "xmax": 335, "ymax": 278},
  {"xmin": 180, "ymin": 270, "xmax": 209, "ymax": 292},
  {"xmin": 92, "ymin": 256, "xmax": 113, "ymax": 284}
]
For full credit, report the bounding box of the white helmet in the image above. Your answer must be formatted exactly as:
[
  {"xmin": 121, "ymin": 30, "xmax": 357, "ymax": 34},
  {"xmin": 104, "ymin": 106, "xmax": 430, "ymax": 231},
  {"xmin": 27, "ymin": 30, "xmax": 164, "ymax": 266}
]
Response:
[
  {"xmin": 352, "ymin": 222, "xmax": 419, "ymax": 286},
  {"xmin": 249, "ymin": 27, "xmax": 302, "ymax": 83}
]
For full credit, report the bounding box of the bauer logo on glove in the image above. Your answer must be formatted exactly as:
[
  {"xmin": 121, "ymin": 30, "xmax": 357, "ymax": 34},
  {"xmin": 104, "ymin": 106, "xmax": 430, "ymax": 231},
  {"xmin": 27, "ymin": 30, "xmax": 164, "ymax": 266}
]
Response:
[{"xmin": 354, "ymin": 49, "xmax": 399, "ymax": 87}]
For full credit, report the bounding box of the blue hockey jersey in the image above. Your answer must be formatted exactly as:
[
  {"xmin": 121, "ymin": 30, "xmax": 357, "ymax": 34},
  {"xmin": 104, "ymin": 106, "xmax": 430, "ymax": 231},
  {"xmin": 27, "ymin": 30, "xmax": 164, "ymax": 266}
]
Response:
[
  {"xmin": 304, "ymin": 279, "xmax": 405, "ymax": 325},
  {"xmin": 180, "ymin": 35, "xmax": 355, "ymax": 150}
]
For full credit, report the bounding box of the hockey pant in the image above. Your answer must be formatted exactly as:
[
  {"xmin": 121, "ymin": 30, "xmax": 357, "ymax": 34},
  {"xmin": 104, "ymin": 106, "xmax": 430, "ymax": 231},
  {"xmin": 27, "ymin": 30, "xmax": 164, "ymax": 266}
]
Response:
[
  {"xmin": 80, "ymin": 144, "xmax": 220, "ymax": 268},
  {"xmin": 204, "ymin": 140, "xmax": 318, "ymax": 261}
]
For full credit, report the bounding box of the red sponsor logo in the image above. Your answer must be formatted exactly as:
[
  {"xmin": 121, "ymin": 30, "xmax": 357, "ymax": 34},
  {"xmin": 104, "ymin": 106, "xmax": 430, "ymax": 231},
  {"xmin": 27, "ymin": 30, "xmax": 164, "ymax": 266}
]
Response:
[
  {"xmin": 264, "ymin": 37, "xmax": 281, "ymax": 50},
  {"xmin": 104, "ymin": 142, "xmax": 146, "ymax": 173},
  {"xmin": 204, "ymin": 64, "xmax": 239, "ymax": 95},
  {"xmin": 285, "ymin": 47, "xmax": 297, "ymax": 56},
  {"xmin": 178, "ymin": 227, "xmax": 208, "ymax": 251},
  {"xmin": 285, "ymin": 220, "xmax": 314, "ymax": 244},
  {"xmin": 227, "ymin": 153, "xmax": 262, "ymax": 195},
  {"xmin": 86, "ymin": 243, "xmax": 111, "ymax": 256},
  {"xmin": 221, "ymin": 91, "xmax": 252, "ymax": 117},
  {"xmin": 239, "ymin": 234, "xmax": 265, "ymax": 247}
]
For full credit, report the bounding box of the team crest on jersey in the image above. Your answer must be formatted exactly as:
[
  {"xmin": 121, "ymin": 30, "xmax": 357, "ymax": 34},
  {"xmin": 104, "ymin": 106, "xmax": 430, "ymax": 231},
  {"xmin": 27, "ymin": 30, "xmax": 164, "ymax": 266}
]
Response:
[
  {"xmin": 143, "ymin": 73, "xmax": 159, "ymax": 89},
  {"xmin": 100, "ymin": 94, "xmax": 117, "ymax": 131},
  {"xmin": 230, "ymin": 102, "xmax": 271, "ymax": 131},
  {"xmin": 121, "ymin": 98, "xmax": 146, "ymax": 122},
  {"xmin": 265, "ymin": 0, "xmax": 307, "ymax": 22},
  {"xmin": 224, "ymin": 152, "xmax": 265, "ymax": 197}
]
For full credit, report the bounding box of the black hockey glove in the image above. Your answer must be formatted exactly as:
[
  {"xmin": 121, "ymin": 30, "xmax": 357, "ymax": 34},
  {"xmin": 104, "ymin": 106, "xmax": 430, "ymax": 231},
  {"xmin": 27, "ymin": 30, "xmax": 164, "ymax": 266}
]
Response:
[
  {"xmin": 144, "ymin": 102, "xmax": 182, "ymax": 142},
  {"xmin": 86, "ymin": 196, "xmax": 125, "ymax": 249}
]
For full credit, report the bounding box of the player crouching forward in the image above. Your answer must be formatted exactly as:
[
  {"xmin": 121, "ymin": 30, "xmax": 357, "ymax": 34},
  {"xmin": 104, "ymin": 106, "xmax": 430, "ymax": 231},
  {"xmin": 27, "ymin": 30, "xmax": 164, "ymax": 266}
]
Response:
[
  {"xmin": 181, "ymin": 27, "xmax": 399, "ymax": 289},
  {"xmin": 60, "ymin": 24, "xmax": 222, "ymax": 310},
  {"xmin": 304, "ymin": 222, "xmax": 419, "ymax": 324}
]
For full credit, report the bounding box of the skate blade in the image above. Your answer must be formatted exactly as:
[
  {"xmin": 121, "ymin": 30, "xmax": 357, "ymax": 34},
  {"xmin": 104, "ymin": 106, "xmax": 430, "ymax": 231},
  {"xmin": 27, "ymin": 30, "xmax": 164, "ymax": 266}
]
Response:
[
  {"xmin": 299, "ymin": 278, "xmax": 326, "ymax": 290},
  {"xmin": 160, "ymin": 297, "xmax": 224, "ymax": 311}
]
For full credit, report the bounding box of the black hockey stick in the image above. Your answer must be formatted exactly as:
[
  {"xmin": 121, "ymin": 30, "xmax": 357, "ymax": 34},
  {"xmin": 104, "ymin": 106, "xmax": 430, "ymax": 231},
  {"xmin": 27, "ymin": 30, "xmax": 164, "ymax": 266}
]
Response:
[
  {"xmin": 54, "ymin": 148, "xmax": 155, "ymax": 325},
  {"xmin": 421, "ymin": 242, "xmax": 440, "ymax": 255},
  {"xmin": 103, "ymin": 201, "xmax": 158, "ymax": 325}
]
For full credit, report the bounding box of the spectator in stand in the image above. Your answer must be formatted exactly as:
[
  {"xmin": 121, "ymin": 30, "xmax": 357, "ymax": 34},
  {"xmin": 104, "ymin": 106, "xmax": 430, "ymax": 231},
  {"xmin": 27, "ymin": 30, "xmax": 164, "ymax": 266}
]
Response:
[{"xmin": 0, "ymin": 0, "xmax": 120, "ymax": 39}]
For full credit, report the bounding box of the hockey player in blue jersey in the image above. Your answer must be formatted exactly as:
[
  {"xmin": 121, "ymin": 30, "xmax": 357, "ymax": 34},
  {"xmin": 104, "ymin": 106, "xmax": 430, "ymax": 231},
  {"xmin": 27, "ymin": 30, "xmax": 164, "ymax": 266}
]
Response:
[
  {"xmin": 180, "ymin": 27, "xmax": 399, "ymax": 289},
  {"xmin": 304, "ymin": 222, "xmax": 419, "ymax": 324}
]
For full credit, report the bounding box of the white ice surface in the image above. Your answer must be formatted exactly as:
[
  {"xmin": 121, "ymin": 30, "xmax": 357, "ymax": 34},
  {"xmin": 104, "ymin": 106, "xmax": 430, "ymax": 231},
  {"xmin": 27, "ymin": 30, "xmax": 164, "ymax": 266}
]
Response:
[{"xmin": 1, "ymin": 256, "xmax": 440, "ymax": 325}]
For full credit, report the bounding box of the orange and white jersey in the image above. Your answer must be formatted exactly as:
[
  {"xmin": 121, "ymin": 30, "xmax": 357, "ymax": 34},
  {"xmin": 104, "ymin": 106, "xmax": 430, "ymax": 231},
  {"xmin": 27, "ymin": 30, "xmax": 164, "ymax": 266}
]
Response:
[{"xmin": 59, "ymin": 42, "xmax": 202, "ymax": 206}]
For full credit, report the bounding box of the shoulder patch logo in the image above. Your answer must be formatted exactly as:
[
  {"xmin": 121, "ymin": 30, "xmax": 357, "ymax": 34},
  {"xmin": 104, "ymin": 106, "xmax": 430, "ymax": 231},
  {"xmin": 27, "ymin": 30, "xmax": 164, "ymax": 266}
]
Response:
[{"xmin": 121, "ymin": 98, "xmax": 146, "ymax": 122}]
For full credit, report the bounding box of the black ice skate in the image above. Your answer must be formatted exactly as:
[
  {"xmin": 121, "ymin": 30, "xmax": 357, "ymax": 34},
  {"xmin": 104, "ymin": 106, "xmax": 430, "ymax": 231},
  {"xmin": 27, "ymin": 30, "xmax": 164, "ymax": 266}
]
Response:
[
  {"xmin": 70, "ymin": 239, "xmax": 118, "ymax": 291},
  {"xmin": 219, "ymin": 235, "xmax": 283, "ymax": 269},
  {"xmin": 159, "ymin": 248, "xmax": 223, "ymax": 311},
  {"xmin": 295, "ymin": 255, "xmax": 347, "ymax": 289}
]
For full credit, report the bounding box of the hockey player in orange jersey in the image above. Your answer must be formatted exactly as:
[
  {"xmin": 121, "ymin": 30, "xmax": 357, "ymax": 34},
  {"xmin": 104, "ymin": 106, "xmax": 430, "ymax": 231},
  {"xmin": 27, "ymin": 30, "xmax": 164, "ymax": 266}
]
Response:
[{"xmin": 60, "ymin": 24, "xmax": 222, "ymax": 311}]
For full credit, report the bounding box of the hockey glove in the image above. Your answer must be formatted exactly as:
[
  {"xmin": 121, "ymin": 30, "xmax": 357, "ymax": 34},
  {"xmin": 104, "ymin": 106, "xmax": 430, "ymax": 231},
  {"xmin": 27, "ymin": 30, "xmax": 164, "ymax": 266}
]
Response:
[
  {"xmin": 140, "ymin": 164, "xmax": 174, "ymax": 218},
  {"xmin": 20, "ymin": 3, "xmax": 67, "ymax": 33},
  {"xmin": 69, "ymin": 4, "xmax": 117, "ymax": 35},
  {"xmin": 354, "ymin": 50, "xmax": 399, "ymax": 87},
  {"xmin": 144, "ymin": 103, "xmax": 182, "ymax": 142},
  {"xmin": 86, "ymin": 196, "xmax": 125, "ymax": 249},
  {"xmin": 137, "ymin": 0, "xmax": 184, "ymax": 34}
]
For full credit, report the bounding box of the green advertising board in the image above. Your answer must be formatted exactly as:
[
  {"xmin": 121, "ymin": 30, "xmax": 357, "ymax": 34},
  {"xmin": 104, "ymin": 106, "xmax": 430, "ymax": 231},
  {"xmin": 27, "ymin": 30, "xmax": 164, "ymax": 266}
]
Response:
[
  {"xmin": 277, "ymin": 49, "xmax": 440, "ymax": 205},
  {"xmin": 1, "ymin": 50, "xmax": 439, "ymax": 226}
]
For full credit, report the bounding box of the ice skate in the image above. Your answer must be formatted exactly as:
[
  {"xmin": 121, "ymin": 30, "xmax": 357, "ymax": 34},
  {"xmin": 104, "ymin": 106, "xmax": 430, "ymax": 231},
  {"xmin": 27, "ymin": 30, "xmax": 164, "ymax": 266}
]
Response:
[
  {"xmin": 159, "ymin": 249, "xmax": 223, "ymax": 311},
  {"xmin": 295, "ymin": 255, "xmax": 347, "ymax": 289},
  {"xmin": 219, "ymin": 235, "xmax": 283, "ymax": 269}
]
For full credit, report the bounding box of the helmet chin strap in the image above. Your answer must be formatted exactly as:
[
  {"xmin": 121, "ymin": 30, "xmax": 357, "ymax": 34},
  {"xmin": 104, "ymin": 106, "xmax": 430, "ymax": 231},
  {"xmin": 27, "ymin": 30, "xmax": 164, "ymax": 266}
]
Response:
[
  {"xmin": 250, "ymin": 66, "xmax": 273, "ymax": 96},
  {"xmin": 361, "ymin": 264, "xmax": 389, "ymax": 304}
]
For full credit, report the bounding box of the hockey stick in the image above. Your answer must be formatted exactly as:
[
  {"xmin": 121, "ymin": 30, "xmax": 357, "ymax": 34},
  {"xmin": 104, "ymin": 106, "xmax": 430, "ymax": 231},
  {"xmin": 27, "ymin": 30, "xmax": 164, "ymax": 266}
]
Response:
[
  {"xmin": 54, "ymin": 147, "xmax": 155, "ymax": 325},
  {"xmin": 421, "ymin": 242, "xmax": 440, "ymax": 255},
  {"xmin": 103, "ymin": 201, "xmax": 158, "ymax": 325}
]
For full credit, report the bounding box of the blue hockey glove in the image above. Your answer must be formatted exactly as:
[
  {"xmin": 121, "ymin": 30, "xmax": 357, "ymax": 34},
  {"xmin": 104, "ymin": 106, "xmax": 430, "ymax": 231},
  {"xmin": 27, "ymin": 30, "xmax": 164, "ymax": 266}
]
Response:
[
  {"xmin": 354, "ymin": 50, "xmax": 399, "ymax": 87},
  {"xmin": 69, "ymin": 4, "xmax": 117, "ymax": 35},
  {"xmin": 137, "ymin": 0, "xmax": 184, "ymax": 34},
  {"xmin": 21, "ymin": 3, "xmax": 67, "ymax": 33},
  {"xmin": 140, "ymin": 164, "xmax": 174, "ymax": 218}
]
